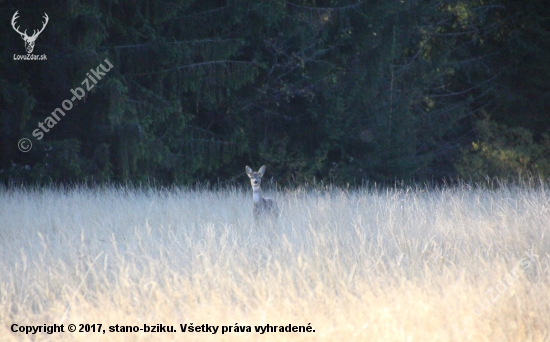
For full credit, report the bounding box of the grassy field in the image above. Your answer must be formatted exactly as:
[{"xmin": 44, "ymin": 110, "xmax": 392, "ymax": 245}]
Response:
[{"xmin": 0, "ymin": 183, "xmax": 549, "ymax": 341}]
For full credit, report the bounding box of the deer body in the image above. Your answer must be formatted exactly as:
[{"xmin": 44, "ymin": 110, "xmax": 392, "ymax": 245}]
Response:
[{"xmin": 246, "ymin": 165, "xmax": 279, "ymax": 221}]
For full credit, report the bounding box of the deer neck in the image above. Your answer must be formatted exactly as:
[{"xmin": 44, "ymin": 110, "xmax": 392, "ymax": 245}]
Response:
[{"xmin": 252, "ymin": 186, "xmax": 261, "ymax": 203}]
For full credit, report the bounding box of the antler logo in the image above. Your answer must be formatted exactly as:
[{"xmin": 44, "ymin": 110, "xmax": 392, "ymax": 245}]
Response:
[{"xmin": 11, "ymin": 11, "xmax": 49, "ymax": 54}]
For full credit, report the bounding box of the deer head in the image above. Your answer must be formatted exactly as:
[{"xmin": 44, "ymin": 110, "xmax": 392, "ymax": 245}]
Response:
[
  {"xmin": 245, "ymin": 165, "xmax": 266, "ymax": 191},
  {"xmin": 11, "ymin": 11, "xmax": 49, "ymax": 54}
]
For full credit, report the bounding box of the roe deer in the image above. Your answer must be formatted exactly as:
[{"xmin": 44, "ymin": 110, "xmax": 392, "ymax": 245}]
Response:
[{"xmin": 245, "ymin": 165, "xmax": 279, "ymax": 221}]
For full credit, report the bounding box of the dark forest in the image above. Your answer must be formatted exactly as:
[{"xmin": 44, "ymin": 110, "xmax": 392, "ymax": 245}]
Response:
[{"xmin": 1, "ymin": 0, "xmax": 549, "ymax": 186}]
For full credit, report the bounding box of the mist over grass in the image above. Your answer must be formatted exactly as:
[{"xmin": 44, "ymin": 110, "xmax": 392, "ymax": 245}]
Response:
[{"xmin": 1, "ymin": 183, "xmax": 549, "ymax": 341}]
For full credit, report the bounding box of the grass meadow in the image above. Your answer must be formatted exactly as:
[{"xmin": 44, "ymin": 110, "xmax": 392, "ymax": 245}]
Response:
[{"xmin": 0, "ymin": 182, "xmax": 549, "ymax": 341}]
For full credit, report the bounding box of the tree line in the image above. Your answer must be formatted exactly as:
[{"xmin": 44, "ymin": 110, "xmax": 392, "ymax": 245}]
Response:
[{"xmin": 1, "ymin": 0, "xmax": 549, "ymax": 186}]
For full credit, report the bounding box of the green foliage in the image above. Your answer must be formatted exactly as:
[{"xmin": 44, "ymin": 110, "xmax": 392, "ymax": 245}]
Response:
[
  {"xmin": 1, "ymin": 0, "xmax": 548, "ymax": 186},
  {"xmin": 28, "ymin": 139, "xmax": 88, "ymax": 184},
  {"xmin": 458, "ymin": 120, "xmax": 550, "ymax": 181}
]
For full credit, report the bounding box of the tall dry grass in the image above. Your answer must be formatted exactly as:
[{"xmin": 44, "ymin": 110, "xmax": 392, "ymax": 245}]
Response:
[{"xmin": 0, "ymin": 183, "xmax": 549, "ymax": 341}]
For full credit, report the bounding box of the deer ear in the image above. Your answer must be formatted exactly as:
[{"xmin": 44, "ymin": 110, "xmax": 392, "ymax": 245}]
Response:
[
  {"xmin": 258, "ymin": 165, "xmax": 266, "ymax": 176},
  {"xmin": 245, "ymin": 166, "xmax": 253, "ymax": 177}
]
